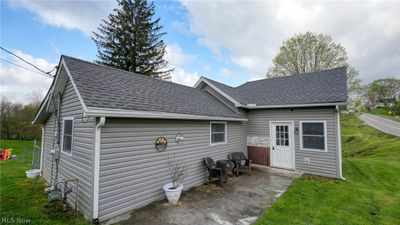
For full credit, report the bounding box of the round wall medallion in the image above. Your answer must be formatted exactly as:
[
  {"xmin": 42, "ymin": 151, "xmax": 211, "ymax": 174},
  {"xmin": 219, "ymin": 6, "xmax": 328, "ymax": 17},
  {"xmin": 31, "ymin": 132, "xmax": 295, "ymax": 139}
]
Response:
[{"xmin": 155, "ymin": 137, "xmax": 168, "ymax": 152}]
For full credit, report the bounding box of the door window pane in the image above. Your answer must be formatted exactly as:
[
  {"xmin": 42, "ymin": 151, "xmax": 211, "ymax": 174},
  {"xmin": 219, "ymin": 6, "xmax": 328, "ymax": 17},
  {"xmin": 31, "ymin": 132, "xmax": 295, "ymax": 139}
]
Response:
[{"xmin": 275, "ymin": 125, "xmax": 289, "ymax": 146}]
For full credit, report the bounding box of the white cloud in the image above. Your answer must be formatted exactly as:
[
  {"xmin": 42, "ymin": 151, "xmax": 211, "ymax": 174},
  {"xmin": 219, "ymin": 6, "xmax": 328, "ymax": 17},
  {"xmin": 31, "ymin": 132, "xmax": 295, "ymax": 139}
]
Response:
[
  {"xmin": 180, "ymin": 0, "xmax": 400, "ymax": 83},
  {"xmin": 8, "ymin": 0, "xmax": 116, "ymax": 36},
  {"xmin": 0, "ymin": 50, "xmax": 55, "ymax": 104},
  {"xmin": 166, "ymin": 43, "xmax": 199, "ymax": 86},
  {"xmin": 220, "ymin": 67, "xmax": 240, "ymax": 78},
  {"xmin": 165, "ymin": 43, "xmax": 196, "ymax": 66},
  {"xmin": 170, "ymin": 67, "xmax": 199, "ymax": 87}
]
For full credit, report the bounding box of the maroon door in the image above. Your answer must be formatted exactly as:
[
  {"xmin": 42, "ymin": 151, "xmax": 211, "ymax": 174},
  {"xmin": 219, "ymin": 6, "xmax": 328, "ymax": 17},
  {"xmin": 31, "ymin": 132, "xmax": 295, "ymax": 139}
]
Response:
[{"xmin": 247, "ymin": 146, "xmax": 270, "ymax": 166}]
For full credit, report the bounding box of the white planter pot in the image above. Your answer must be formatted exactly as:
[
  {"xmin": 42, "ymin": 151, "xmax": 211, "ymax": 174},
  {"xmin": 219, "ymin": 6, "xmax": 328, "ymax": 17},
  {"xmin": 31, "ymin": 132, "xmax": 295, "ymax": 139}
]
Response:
[
  {"xmin": 26, "ymin": 169, "xmax": 40, "ymax": 179},
  {"xmin": 163, "ymin": 183, "xmax": 183, "ymax": 204}
]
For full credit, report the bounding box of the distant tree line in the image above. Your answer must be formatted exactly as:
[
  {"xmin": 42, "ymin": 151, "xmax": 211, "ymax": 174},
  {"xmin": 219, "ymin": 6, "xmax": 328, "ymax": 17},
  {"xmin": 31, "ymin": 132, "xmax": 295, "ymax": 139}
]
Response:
[
  {"xmin": 364, "ymin": 78, "xmax": 400, "ymax": 113},
  {"xmin": 0, "ymin": 93, "xmax": 42, "ymax": 141}
]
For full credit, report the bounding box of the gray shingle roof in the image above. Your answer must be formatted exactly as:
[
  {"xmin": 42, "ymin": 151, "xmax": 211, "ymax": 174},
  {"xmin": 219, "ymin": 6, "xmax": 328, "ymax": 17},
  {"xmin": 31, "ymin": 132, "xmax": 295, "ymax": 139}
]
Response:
[
  {"xmin": 202, "ymin": 77, "xmax": 242, "ymax": 101},
  {"xmin": 204, "ymin": 67, "xmax": 348, "ymax": 106},
  {"xmin": 62, "ymin": 56, "xmax": 243, "ymax": 118}
]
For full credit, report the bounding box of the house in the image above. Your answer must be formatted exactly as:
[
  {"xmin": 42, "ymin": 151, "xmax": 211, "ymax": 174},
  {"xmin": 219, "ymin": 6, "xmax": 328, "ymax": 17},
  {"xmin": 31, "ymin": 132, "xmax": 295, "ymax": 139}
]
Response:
[{"xmin": 33, "ymin": 55, "xmax": 347, "ymax": 223}]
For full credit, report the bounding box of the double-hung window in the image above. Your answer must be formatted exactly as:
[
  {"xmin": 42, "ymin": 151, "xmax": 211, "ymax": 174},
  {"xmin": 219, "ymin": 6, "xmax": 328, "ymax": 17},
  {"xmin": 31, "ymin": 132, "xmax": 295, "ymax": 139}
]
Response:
[
  {"xmin": 62, "ymin": 117, "xmax": 74, "ymax": 155},
  {"xmin": 300, "ymin": 121, "xmax": 327, "ymax": 151},
  {"xmin": 210, "ymin": 122, "xmax": 227, "ymax": 144}
]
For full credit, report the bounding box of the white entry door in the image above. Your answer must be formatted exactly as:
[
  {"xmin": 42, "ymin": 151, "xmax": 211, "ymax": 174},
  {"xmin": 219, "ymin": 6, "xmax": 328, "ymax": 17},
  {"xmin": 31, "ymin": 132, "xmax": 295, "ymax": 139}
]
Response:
[{"xmin": 270, "ymin": 122, "xmax": 294, "ymax": 169}]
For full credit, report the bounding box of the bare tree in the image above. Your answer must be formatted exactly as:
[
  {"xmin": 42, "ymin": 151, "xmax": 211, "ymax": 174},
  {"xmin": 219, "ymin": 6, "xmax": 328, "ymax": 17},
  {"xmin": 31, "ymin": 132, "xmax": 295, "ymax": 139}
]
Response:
[
  {"xmin": 27, "ymin": 90, "xmax": 44, "ymax": 108},
  {"xmin": 267, "ymin": 32, "xmax": 362, "ymax": 100}
]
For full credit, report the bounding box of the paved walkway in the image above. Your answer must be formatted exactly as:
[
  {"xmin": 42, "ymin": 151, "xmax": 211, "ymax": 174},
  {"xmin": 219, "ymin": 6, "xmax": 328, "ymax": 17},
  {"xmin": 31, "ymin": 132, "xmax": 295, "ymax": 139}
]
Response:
[
  {"xmin": 359, "ymin": 114, "xmax": 400, "ymax": 136},
  {"xmin": 106, "ymin": 167, "xmax": 300, "ymax": 225}
]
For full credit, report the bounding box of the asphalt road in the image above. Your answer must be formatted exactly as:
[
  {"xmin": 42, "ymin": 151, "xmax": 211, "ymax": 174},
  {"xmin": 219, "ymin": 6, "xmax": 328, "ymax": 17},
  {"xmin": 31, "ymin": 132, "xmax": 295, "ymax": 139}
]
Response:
[{"xmin": 359, "ymin": 114, "xmax": 400, "ymax": 137}]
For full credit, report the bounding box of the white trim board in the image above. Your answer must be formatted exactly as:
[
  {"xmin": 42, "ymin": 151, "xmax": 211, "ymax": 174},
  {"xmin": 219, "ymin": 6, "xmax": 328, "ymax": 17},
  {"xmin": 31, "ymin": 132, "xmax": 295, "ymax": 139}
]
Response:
[
  {"xmin": 336, "ymin": 105, "xmax": 345, "ymax": 180},
  {"xmin": 33, "ymin": 58, "xmax": 88, "ymax": 124},
  {"xmin": 299, "ymin": 121, "xmax": 328, "ymax": 152},
  {"xmin": 39, "ymin": 125, "xmax": 45, "ymax": 175},
  {"xmin": 193, "ymin": 77, "xmax": 242, "ymax": 107},
  {"xmin": 84, "ymin": 107, "xmax": 248, "ymax": 122},
  {"xmin": 243, "ymin": 102, "xmax": 346, "ymax": 109},
  {"xmin": 209, "ymin": 121, "xmax": 228, "ymax": 145},
  {"xmin": 61, "ymin": 58, "xmax": 88, "ymax": 112},
  {"xmin": 269, "ymin": 121, "xmax": 295, "ymax": 170},
  {"xmin": 60, "ymin": 116, "xmax": 74, "ymax": 156},
  {"xmin": 92, "ymin": 117, "xmax": 105, "ymax": 220}
]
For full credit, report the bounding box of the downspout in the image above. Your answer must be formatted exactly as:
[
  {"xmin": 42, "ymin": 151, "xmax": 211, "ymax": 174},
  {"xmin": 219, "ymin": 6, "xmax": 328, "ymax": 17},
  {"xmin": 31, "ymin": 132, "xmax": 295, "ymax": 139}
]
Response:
[
  {"xmin": 92, "ymin": 117, "xmax": 105, "ymax": 224},
  {"xmin": 39, "ymin": 125, "xmax": 45, "ymax": 175},
  {"xmin": 336, "ymin": 105, "xmax": 346, "ymax": 180}
]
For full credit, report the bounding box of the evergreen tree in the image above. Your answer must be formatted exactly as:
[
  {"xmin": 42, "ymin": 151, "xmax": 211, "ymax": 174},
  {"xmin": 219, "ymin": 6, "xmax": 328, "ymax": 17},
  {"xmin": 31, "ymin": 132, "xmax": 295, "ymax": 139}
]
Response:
[{"xmin": 92, "ymin": 0, "xmax": 172, "ymax": 80}]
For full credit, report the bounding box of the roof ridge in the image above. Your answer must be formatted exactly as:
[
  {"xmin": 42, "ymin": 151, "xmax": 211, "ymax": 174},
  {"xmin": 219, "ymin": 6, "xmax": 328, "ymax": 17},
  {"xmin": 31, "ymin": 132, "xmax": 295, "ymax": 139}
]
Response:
[
  {"xmin": 239, "ymin": 66, "xmax": 347, "ymax": 87},
  {"xmin": 61, "ymin": 55, "xmax": 204, "ymax": 92}
]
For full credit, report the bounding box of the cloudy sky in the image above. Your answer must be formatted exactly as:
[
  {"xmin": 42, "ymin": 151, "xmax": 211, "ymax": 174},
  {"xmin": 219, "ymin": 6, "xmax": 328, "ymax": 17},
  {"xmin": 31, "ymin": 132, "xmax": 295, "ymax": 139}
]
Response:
[{"xmin": 1, "ymin": 0, "xmax": 399, "ymax": 104}]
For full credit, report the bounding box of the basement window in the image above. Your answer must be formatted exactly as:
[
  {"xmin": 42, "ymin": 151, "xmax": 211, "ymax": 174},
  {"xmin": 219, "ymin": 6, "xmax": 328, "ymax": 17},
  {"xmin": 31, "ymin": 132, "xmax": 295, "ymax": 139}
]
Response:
[
  {"xmin": 62, "ymin": 117, "xmax": 74, "ymax": 155},
  {"xmin": 300, "ymin": 121, "xmax": 327, "ymax": 152},
  {"xmin": 210, "ymin": 122, "xmax": 227, "ymax": 145}
]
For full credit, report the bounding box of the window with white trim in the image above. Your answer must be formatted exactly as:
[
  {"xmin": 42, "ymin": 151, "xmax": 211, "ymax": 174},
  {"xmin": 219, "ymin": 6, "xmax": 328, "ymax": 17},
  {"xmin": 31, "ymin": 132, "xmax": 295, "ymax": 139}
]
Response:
[
  {"xmin": 62, "ymin": 118, "xmax": 74, "ymax": 154},
  {"xmin": 300, "ymin": 121, "xmax": 327, "ymax": 151},
  {"xmin": 210, "ymin": 122, "xmax": 226, "ymax": 144}
]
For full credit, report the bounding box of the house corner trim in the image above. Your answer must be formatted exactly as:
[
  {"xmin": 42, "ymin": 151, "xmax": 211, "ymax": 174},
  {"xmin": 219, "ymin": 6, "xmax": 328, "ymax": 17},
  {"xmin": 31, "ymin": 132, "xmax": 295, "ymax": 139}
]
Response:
[
  {"xmin": 336, "ymin": 105, "xmax": 345, "ymax": 180},
  {"xmin": 39, "ymin": 125, "xmax": 45, "ymax": 175}
]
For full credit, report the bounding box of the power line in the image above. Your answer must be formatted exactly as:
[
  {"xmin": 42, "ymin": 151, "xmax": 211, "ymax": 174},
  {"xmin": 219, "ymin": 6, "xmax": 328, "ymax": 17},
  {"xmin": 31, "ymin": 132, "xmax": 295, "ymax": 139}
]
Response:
[
  {"xmin": 0, "ymin": 58, "xmax": 54, "ymax": 78},
  {"xmin": 0, "ymin": 46, "xmax": 56, "ymax": 76}
]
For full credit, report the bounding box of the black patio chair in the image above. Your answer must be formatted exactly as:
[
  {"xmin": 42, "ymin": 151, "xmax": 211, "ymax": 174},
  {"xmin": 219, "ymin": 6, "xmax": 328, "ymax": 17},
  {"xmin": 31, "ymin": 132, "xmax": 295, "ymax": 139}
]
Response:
[
  {"xmin": 228, "ymin": 152, "xmax": 252, "ymax": 176},
  {"xmin": 204, "ymin": 157, "xmax": 226, "ymax": 187}
]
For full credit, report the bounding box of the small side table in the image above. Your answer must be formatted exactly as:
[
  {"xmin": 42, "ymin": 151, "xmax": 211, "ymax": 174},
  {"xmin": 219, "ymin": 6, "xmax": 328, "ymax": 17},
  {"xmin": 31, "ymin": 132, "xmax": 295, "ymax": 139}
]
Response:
[{"xmin": 216, "ymin": 159, "xmax": 234, "ymax": 177}]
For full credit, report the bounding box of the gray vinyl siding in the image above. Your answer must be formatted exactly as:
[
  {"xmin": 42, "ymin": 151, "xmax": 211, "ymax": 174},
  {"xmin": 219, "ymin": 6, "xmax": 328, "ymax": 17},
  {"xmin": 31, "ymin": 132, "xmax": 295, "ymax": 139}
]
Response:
[
  {"xmin": 98, "ymin": 119, "xmax": 247, "ymax": 221},
  {"xmin": 42, "ymin": 113, "xmax": 55, "ymax": 182},
  {"xmin": 41, "ymin": 78, "xmax": 95, "ymax": 219},
  {"xmin": 246, "ymin": 107, "xmax": 339, "ymax": 178}
]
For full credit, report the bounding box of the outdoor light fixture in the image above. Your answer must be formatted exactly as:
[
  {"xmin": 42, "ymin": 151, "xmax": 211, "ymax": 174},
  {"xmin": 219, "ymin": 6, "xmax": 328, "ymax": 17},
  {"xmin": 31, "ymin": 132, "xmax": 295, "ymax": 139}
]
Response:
[{"xmin": 295, "ymin": 127, "xmax": 299, "ymax": 134}]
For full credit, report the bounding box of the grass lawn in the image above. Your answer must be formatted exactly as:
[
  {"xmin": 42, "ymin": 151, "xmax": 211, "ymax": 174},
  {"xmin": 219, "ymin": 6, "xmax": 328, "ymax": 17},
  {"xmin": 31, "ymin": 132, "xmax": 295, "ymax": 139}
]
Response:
[
  {"xmin": 255, "ymin": 115, "xmax": 400, "ymax": 225},
  {"xmin": 368, "ymin": 107, "xmax": 400, "ymax": 122},
  {"xmin": 0, "ymin": 139, "xmax": 90, "ymax": 225}
]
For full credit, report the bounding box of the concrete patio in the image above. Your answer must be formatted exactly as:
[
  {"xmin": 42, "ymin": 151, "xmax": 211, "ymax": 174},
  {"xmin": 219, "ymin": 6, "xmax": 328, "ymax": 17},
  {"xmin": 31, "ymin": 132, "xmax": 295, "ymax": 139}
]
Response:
[{"xmin": 107, "ymin": 167, "xmax": 300, "ymax": 225}]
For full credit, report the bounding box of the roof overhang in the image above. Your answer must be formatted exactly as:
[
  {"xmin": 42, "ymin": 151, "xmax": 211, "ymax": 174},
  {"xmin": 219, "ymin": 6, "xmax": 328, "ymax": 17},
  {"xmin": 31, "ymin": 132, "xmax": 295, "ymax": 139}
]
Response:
[
  {"xmin": 32, "ymin": 57, "xmax": 88, "ymax": 124},
  {"xmin": 241, "ymin": 102, "xmax": 347, "ymax": 109},
  {"xmin": 84, "ymin": 107, "xmax": 248, "ymax": 122},
  {"xmin": 194, "ymin": 77, "xmax": 242, "ymax": 107}
]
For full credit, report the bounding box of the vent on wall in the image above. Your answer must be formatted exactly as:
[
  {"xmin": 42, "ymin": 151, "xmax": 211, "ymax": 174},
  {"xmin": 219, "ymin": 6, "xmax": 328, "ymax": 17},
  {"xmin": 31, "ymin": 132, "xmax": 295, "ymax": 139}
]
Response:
[{"xmin": 304, "ymin": 157, "xmax": 310, "ymax": 164}]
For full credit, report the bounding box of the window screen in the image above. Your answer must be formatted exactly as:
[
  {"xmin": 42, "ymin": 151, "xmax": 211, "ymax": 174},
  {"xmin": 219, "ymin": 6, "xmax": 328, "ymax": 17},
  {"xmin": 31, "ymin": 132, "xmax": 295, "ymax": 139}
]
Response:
[
  {"xmin": 211, "ymin": 123, "xmax": 226, "ymax": 144},
  {"xmin": 63, "ymin": 119, "xmax": 73, "ymax": 154},
  {"xmin": 301, "ymin": 122, "xmax": 326, "ymax": 151}
]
